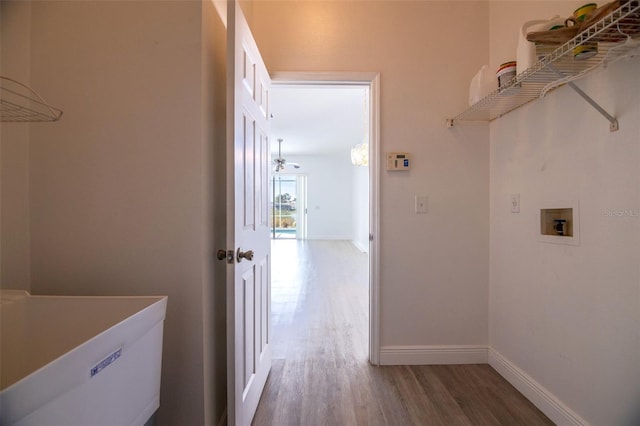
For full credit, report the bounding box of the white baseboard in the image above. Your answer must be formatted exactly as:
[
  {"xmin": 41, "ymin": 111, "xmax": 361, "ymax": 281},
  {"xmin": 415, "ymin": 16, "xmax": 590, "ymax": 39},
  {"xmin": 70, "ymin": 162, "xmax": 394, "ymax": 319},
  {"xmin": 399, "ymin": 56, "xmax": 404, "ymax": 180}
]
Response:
[
  {"xmin": 307, "ymin": 235, "xmax": 352, "ymax": 240},
  {"xmin": 379, "ymin": 346, "xmax": 588, "ymax": 424},
  {"xmin": 351, "ymin": 239, "xmax": 369, "ymax": 253},
  {"xmin": 379, "ymin": 345, "xmax": 488, "ymax": 365},
  {"xmin": 488, "ymin": 348, "xmax": 588, "ymax": 426}
]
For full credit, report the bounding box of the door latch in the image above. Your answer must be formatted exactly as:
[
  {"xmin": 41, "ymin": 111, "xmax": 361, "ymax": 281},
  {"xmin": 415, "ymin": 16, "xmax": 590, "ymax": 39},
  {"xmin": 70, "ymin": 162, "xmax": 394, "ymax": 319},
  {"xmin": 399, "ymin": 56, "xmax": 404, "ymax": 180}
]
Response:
[{"xmin": 216, "ymin": 249, "xmax": 234, "ymax": 264}]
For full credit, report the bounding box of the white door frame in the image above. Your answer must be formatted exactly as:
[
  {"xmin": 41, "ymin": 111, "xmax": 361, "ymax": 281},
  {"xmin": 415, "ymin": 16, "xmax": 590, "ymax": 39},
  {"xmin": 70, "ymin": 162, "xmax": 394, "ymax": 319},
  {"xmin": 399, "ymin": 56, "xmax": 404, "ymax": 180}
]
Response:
[
  {"xmin": 295, "ymin": 174, "xmax": 307, "ymax": 240},
  {"xmin": 270, "ymin": 72, "xmax": 381, "ymax": 365}
]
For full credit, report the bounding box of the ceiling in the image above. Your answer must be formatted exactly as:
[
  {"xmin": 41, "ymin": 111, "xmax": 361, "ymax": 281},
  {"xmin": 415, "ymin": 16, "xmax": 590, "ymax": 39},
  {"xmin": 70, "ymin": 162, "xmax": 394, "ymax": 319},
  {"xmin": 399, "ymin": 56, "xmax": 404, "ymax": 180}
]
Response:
[{"xmin": 269, "ymin": 85, "xmax": 368, "ymax": 157}]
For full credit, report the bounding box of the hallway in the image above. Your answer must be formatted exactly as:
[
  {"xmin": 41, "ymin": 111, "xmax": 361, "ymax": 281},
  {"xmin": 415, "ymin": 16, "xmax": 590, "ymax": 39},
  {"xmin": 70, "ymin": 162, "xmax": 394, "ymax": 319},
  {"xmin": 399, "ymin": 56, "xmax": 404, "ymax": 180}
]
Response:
[{"xmin": 252, "ymin": 240, "xmax": 552, "ymax": 426}]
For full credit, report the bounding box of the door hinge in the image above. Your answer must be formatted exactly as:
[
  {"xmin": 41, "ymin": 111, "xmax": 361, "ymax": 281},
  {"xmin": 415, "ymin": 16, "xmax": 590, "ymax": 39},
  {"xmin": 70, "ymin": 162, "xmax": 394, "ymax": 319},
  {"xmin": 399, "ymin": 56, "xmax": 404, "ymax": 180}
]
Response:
[{"xmin": 369, "ymin": 233, "xmax": 374, "ymax": 242}]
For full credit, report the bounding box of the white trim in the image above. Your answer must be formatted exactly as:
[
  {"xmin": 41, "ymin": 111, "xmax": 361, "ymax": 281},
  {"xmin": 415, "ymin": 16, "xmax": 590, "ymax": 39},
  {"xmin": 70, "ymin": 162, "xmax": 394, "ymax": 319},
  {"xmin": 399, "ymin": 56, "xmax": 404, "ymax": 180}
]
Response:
[
  {"xmin": 351, "ymin": 239, "xmax": 369, "ymax": 253},
  {"xmin": 306, "ymin": 235, "xmax": 353, "ymax": 240},
  {"xmin": 271, "ymin": 71, "xmax": 382, "ymax": 366},
  {"xmin": 379, "ymin": 345, "xmax": 489, "ymax": 365},
  {"xmin": 368, "ymin": 73, "xmax": 381, "ymax": 366},
  {"xmin": 271, "ymin": 71, "xmax": 380, "ymax": 86},
  {"xmin": 488, "ymin": 348, "xmax": 588, "ymax": 426},
  {"xmin": 296, "ymin": 175, "xmax": 307, "ymax": 240}
]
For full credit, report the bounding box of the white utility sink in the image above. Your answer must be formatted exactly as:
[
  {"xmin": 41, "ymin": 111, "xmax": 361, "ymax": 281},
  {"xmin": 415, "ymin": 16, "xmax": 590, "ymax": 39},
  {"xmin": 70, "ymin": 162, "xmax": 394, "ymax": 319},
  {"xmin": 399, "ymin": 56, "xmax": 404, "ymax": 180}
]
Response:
[{"xmin": 0, "ymin": 290, "xmax": 167, "ymax": 426}]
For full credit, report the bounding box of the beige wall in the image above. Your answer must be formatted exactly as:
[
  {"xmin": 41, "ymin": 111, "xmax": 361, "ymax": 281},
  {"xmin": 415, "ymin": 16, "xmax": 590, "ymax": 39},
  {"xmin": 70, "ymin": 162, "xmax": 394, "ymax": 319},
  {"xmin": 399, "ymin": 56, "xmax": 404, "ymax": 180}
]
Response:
[
  {"xmin": 252, "ymin": 1, "xmax": 490, "ymax": 349},
  {"xmin": 1, "ymin": 1, "xmax": 227, "ymax": 424},
  {"xmin": 1, "ymin": 1, "xmax": 32, "ymax": 290},
  {"xmin": 489, "ymin": 2, "xmax": 640, "ymax": 424}
]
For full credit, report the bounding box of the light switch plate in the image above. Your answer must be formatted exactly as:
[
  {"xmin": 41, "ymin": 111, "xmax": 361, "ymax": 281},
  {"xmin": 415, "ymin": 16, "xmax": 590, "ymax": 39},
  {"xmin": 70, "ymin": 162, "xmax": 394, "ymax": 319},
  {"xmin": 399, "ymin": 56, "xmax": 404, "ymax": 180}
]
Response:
[
  {"xmin": 415, "ymin": 196, "xmax": 428, "ymax": 214},
  {"xmin": 511, "ymin": 194, "xmax": 520, "ymax": 213}
]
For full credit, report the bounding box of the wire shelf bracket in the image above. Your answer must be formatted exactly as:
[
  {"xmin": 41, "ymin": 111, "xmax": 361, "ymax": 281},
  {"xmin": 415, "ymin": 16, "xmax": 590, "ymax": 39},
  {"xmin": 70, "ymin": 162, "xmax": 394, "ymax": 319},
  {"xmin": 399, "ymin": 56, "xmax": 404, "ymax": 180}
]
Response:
[
  {"xmin": 547, "ymin": 63, "xmax": 619, "ymax": 131},
  {"xmin": 1, "ymin": 76, "xmax": 63, "ymax": 123}
]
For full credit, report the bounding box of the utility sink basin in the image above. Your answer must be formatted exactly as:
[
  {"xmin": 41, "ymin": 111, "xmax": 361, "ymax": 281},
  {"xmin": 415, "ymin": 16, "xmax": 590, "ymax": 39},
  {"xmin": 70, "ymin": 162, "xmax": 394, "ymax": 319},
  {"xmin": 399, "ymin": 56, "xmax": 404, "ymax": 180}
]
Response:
[{"xmin": 0, "ymin": 290, "xmax": 167, "ymax": 426}]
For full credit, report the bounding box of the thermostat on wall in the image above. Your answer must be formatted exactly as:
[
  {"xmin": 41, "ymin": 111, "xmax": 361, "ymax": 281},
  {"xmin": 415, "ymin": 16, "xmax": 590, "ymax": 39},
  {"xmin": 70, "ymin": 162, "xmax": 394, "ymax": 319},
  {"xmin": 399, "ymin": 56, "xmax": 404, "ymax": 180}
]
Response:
[{"xmin": 387, "ymin": 152, "xmax": 410, "ymax": 171}]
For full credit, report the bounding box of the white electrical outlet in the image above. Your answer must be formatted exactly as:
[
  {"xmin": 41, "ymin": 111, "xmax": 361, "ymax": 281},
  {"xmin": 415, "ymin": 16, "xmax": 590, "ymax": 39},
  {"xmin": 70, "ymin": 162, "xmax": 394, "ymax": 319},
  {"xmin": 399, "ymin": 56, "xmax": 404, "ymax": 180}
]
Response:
[
  {"xmin": 415, "ymin": 195, "xmax": 428, "ymax": 214},
  {"xmin": 511, "ymin": 194, "xmax": 520, "ymax": 213}
]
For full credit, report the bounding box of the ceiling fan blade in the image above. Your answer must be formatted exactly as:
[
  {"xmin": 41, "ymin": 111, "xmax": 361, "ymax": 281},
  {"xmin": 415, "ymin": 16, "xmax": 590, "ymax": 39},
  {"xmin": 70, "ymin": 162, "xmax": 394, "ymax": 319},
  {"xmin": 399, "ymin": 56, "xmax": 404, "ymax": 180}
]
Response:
[{"xmin": 288, "ymin": 162, "xmax": 301, "ymax": 169}]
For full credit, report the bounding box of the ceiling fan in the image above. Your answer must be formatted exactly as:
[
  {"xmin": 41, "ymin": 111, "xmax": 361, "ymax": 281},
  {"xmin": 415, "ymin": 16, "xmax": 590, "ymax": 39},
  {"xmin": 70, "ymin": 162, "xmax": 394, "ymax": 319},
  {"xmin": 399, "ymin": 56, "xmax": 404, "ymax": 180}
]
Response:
[{"xmin": 273, "ymin": 138, "xmax": 301, "ymax": 172}]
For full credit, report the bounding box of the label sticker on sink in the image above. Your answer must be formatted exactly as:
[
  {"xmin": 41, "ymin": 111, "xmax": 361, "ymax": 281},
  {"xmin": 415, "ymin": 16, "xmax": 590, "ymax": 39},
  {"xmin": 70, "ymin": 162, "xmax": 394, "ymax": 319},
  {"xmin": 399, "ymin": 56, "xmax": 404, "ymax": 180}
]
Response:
[{"xmin": 90, "ymin": 347, "xmax": 122, "ymax": 378}]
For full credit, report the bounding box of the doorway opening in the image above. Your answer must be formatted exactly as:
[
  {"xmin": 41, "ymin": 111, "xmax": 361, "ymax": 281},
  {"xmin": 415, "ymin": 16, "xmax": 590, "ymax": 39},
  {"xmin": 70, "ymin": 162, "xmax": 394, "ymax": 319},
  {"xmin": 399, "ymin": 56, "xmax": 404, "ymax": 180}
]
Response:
[{"xmin": 268, "ymin": 74, "xmax": 380, "ymax": 365}]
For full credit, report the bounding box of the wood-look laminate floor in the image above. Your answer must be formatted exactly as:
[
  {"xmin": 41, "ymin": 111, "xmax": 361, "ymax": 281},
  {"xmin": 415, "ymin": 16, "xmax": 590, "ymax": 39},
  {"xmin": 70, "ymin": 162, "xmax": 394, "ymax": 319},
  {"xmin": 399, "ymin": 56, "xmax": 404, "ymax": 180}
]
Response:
[{"xmin": 253, "ymin": 240, "xmax": 553, "ymax": 426}]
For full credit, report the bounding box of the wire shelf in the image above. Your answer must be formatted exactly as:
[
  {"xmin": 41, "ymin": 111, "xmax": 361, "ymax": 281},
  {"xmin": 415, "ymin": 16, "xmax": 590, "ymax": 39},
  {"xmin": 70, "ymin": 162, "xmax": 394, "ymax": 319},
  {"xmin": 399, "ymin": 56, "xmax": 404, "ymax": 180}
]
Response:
[
  {"xmin": 1, "ymin": 76, "xmax": 63, "ymax": 123},
  {"xmin": 447, "ymin": 1, "xmax": 640, "ymax": 126}
]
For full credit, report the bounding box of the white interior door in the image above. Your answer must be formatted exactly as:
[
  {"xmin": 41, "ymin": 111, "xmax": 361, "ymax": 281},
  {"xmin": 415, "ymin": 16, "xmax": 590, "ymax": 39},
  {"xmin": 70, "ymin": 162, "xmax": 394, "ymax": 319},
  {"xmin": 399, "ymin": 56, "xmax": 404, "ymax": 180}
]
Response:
[{"xmin": 227, "ymin": 2, "xmax": 272, "ymax": 425}]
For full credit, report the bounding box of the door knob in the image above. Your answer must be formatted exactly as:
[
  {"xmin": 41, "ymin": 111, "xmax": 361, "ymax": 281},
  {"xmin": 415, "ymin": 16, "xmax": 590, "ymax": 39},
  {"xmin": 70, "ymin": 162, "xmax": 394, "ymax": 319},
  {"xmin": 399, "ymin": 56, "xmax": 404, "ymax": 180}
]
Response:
[{"xmin": 236, "ymin": 248, "xmax": 254, "ymax": 262}]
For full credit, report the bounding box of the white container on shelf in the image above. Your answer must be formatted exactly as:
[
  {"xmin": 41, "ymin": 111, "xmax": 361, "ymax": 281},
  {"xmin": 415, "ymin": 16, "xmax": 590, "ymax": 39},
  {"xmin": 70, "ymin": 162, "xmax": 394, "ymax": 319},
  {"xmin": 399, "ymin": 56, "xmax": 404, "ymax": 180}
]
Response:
[
  {"xmin": 468, "ymin": 65, "xmax": 497, "ymax": 105},
  {"xmin": 497, "ymin": 61, "xmax": 517, "ymax": 88},
  {"xmin": 0, "ymin": 290, "xmax": 168, "ymax": 426},
  {"xmin": 516, "ymin": 15, "xmax": 565, "ymax": 75}
]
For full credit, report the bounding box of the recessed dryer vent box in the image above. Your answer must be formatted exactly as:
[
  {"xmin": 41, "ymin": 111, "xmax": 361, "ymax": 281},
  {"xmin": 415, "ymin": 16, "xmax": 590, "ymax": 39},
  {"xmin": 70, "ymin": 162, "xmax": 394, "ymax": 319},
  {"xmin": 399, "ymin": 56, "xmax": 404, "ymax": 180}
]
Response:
[
  {"xmin": 539, "ymin": 200, "xmax": 580, "ymax": 246},
  {"xmin": 541, "ymin": 208, "xmax": 573, "ymax": 236}
]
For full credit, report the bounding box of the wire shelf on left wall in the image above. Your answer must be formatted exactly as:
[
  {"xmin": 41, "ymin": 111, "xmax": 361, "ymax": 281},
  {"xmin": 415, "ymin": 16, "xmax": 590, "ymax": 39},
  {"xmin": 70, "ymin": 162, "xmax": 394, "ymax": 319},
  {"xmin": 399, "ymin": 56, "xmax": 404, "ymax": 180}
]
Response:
[{"xmin": 1, "ymin": 76, "xmax": 63, "ymax": 122}]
